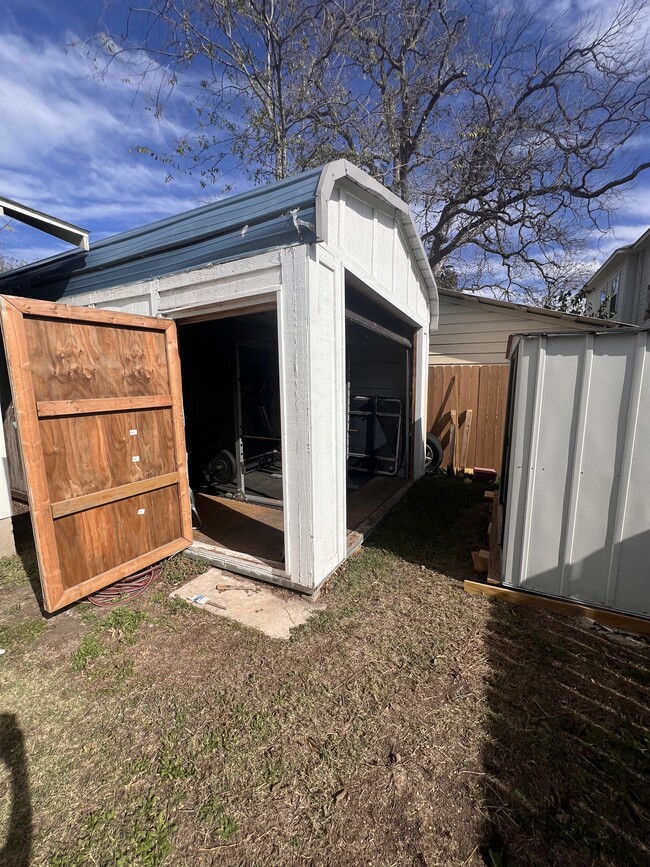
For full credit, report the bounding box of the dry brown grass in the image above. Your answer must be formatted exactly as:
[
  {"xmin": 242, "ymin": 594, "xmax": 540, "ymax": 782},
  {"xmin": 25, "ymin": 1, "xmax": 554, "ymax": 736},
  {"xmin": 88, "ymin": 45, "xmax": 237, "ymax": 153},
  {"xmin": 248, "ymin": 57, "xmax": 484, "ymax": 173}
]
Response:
[{"xmin": 0, "ymin": 476, "xmax": 648, "ymax": 867}]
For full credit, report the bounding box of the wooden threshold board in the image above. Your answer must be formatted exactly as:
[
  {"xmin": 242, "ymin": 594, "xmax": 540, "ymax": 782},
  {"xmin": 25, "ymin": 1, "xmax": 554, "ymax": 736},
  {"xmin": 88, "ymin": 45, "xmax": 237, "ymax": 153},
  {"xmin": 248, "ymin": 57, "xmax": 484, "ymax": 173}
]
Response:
[{"xmin": 464, "ymin": 579, "xmax": 650, "ymax": 636}]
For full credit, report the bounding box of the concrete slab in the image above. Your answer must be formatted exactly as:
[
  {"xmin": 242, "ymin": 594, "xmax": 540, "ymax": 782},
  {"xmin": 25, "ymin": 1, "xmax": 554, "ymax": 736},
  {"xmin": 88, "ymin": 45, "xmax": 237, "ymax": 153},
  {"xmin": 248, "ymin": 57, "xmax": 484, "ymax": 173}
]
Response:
[{"xmin": 170, "ymin": 568, "xmax": 326, "ymax": 640}]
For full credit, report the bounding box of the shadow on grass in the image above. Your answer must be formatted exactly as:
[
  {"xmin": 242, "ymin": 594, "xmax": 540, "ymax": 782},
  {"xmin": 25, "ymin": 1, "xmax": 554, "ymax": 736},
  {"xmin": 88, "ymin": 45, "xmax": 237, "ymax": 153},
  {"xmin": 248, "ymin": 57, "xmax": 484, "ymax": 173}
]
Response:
[
  {"xmin": 364, "ymin": 472, "xmax": 491, "ymax": 580},
  {"xmin": 363, "ymin": 474, "xmax": 650, "ymax": 865},
  {"xmin": 479, "ymin": 604, "xmax": 650, "ymax": 866},
  {"xmin": 10, "ymin": 513, "xmax": 44, "ymax": 611},
  {"xmin": 0, "ymin": 714, "xmax": 32, "ymax": 867}
]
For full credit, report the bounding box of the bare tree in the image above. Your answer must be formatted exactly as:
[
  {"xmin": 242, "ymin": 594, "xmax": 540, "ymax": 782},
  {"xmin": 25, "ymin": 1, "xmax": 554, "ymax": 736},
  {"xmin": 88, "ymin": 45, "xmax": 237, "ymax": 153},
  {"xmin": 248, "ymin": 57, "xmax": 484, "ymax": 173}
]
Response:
[
  {"xmin": 93, "ymin": 0, "xmax": 354, "ymax": 184},
  {"xmin": 93, "ymin": 0, "xmax": 650, "ymax": 301}
]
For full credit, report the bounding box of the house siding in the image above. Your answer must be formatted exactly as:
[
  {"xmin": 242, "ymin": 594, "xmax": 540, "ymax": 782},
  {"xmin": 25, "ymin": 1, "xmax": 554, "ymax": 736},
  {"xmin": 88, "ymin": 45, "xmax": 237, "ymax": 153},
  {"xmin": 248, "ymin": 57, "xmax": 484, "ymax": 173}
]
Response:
[
  {"xmin": 429, "ymin": 293, "xmax": 599, "ymax": 365},
  {"xmin": 636, "ymin": 249, "xmax": 650, "ymax": 324}
]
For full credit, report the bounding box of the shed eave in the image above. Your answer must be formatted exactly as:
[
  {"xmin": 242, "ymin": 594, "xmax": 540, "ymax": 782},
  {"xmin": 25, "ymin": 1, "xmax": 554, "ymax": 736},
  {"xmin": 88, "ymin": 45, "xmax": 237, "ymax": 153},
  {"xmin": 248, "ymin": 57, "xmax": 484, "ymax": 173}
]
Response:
[
  {"xmin": 0, "ymin": 195, "xmax": 89, "ymax": 250},
  {"xmin": 439, "ymin": 287, "xmax": 631, "ymax": 329}
]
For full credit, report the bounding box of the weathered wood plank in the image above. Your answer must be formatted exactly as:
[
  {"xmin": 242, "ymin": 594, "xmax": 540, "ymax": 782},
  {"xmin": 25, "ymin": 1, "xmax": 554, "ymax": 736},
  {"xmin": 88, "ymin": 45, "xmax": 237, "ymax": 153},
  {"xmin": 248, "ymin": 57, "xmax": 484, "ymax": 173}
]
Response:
[
  {"xmin": 463, "ymin": 579, "xmax": 650, "ymax": 635},
  {"xmin": 37, "ymin": 395, "xmax": 173, "ymax": 417},
  {"xmin": 25, "ymin": 317, "xmax": 171, "ymax": 402},
  {"xmin": 55, "ymin": 485, "xmax": 183, "ymax": 590},
  {"xmin": 51, "ymin": 472, "xmax": 179, "ymax": 519},
  {"xmin": 41, "ymin": 409, "xmax": 175, "ymax": 502},
  {"xmin": 55, "ymin": 537, "xmax": 189, "ymax": 609},
  {"xmin": 4, "ymin": 294, "xmax": 172, "ymax": 330},
  {"xmin": 0, "ymin": 297, "xmax": 64, "ymax": 610}
]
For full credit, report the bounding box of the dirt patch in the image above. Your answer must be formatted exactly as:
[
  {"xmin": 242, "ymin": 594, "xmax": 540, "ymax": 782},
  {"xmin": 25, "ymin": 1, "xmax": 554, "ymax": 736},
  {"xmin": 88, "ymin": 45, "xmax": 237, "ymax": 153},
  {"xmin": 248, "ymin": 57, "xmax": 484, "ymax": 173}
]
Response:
[{"xmin": 0, "ymin": 475, "xmax": 648, "ymax": 867}]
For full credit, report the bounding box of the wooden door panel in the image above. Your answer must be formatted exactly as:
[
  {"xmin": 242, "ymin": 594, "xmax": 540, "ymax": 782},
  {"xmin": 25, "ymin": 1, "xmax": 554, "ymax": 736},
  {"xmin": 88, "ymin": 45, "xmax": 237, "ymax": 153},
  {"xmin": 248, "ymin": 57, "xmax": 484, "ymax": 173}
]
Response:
[
  {"xmin": 0, "ymin": 295, "xmax": 192, "ymax": 612},
  {"xmin": 40, "ymin": 409, "xmax": 176, "ymax": 502},
  {"xmin": 55, "ymin": 486, "xmax": 182, "ymax": 590},
  {"xmin": 24, "ymin": 317, "xmax": 170, "ymax": 401}
]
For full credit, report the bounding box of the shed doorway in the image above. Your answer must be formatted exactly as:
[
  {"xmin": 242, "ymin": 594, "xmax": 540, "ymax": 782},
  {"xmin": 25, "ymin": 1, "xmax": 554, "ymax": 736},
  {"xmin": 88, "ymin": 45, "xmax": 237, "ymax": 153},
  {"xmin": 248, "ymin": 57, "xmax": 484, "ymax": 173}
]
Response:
[
  {"xmin": 345, "ymin": 284, "xmax": 414, "ymax": 548},
  {"xmin": 178, "ymin": 310, "xmax": 285, "ymax": 568}
]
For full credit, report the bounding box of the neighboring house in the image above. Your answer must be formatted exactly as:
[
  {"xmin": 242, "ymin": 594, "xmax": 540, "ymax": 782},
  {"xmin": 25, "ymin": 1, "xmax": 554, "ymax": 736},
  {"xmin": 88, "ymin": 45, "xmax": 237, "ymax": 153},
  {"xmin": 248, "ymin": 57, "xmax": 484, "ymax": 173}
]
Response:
[
  {"xmin": 0, "ymin": 161, "xmax": 437, "ymax": 611},
  {"xmin": 0, "ymin": 197, "xmax": 88, "ymax": 558},
  {"xmin": 584, "ymin": 226, "xmax": 650, "ymax": 324},
  {"xmin": 427, "ymin": 288, "xmax": 627, "ymax": 473}
]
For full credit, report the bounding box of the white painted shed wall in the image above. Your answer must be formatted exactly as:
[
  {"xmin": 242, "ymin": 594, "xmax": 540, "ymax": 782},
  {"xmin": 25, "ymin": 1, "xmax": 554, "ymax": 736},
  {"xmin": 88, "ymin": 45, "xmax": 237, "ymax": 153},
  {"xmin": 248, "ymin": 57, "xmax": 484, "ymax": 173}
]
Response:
[
  {"xmin": 430, "ymin": 293, "xmax": 600, "ymax": 365},
  {"xmin": 325, "ymin": 183, "xmax": 431, "ymax": 329},
  {"xmin": 502, "ymin": 329, "xmax": 650, "ymax": 619}
]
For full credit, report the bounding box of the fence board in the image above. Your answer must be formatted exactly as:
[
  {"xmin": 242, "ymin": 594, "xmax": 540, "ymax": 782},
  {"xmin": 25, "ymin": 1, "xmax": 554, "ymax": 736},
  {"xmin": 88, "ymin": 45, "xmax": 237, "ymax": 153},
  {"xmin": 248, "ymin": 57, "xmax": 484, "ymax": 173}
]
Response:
[{"xmin": 427, "ymin": 363, "xmax": 510, "ymax": 473}]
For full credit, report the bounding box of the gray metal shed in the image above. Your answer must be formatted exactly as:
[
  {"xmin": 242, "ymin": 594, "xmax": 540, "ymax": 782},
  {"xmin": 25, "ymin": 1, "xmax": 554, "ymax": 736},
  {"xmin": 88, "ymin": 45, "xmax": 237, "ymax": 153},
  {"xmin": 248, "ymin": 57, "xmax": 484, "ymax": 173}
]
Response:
[
  {"xmin": 499, "ymin": 328, "xmax": 650, "ymax": 619},
  {"xmin": 0, "ymin": 161, "xmax": 437, "ymax": 607}
]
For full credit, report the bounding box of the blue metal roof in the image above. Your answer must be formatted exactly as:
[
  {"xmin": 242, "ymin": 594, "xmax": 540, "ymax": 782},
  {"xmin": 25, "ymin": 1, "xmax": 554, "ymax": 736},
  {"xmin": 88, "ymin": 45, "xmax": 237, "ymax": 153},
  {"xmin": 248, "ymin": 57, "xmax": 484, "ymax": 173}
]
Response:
[{"xmin": 0, "ymin": 167, "xmax": 323, "ymax": 301}]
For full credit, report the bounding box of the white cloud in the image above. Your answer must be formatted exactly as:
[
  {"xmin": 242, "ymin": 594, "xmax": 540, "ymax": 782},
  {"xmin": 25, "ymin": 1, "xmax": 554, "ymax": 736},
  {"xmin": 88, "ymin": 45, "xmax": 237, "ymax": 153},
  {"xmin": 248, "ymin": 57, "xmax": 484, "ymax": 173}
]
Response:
[{"xmin": 0, "ymin": 30, "xmax": 217, "ymax": 262}]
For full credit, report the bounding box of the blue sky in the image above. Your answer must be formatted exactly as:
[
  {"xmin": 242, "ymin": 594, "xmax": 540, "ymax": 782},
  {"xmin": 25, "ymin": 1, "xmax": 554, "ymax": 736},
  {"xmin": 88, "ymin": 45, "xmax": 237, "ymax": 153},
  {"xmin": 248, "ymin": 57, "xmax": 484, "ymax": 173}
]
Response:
[
  {"xmin": 0, "ymin": 0, "xmax": 220, "ymax": 264},
  {"xmin": 1, "ymin": 0, "xmax": 650, "ymax": 275}
]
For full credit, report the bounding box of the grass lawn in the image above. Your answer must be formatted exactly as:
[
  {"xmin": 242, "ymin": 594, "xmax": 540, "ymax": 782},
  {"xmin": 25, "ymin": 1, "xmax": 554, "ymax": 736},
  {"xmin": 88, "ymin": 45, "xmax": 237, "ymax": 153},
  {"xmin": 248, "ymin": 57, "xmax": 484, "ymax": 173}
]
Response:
[{"xmin": 0, "ymin": 475, "xmax": 648, "ymax": 867}]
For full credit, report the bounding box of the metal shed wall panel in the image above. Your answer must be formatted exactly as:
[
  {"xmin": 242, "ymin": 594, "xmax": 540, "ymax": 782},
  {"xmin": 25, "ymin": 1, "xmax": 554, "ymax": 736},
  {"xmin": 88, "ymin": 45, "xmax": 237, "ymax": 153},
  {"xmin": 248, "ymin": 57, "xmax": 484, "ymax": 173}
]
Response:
[{"xmin": 502, "ymin": 329, "xmax": 650, "ymax": 618}]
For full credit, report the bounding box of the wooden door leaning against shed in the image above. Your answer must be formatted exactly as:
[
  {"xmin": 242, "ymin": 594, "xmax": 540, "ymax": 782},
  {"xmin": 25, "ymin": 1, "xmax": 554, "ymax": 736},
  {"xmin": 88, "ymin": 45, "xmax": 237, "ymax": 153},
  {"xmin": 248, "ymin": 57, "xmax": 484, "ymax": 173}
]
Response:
[{"xmin": 0, "ymin": 295, "xmax": 193, "ymax": 612}]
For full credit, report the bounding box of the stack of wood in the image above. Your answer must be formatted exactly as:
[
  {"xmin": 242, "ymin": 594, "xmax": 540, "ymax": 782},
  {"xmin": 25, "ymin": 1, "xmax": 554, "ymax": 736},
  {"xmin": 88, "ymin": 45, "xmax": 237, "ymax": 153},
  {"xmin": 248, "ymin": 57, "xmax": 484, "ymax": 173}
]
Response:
[{"xmin": 470, "ymin": 490, "xmax": 500, "ymax": 584}]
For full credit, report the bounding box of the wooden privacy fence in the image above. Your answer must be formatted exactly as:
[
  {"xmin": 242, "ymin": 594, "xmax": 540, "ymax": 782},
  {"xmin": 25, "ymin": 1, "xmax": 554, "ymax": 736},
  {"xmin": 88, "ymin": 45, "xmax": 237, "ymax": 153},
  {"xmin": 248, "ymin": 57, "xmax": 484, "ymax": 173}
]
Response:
[{"xmin": 427, "ymin": 363, "xmax": 509, "ymax": 474}]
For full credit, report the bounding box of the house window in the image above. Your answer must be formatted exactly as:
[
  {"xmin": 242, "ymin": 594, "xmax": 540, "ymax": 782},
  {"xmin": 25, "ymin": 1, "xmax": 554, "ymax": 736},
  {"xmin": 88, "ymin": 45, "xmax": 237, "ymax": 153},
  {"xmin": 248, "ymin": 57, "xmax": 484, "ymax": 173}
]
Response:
[
  {"xmin": 600, "ymin": 271, "xmax": 620, "ymax": 317},
  {"xmin": 645, "ymin": 285, "xmax": 650, "ymax": 319}
]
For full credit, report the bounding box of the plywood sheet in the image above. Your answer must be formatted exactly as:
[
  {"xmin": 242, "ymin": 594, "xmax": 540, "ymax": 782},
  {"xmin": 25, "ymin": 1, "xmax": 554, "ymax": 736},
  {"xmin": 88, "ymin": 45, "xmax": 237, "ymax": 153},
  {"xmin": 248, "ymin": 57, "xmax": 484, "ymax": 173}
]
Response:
[{"xmin": 0, "ymin": 294, "xmax": 192, "ymax": 611}]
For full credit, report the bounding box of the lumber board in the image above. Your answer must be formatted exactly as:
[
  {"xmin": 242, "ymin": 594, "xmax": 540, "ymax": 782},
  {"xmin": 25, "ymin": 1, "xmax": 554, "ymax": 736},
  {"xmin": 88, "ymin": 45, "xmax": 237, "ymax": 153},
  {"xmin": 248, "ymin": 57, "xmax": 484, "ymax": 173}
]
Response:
[
  {"xmin": 463, "ymin": 580, "xmax": 650, "ymax": 635},
  {"xmin": 51, "ymin": 472, "xmax": 179, "ymax": 518},
  {"xmin": 487, "ymin": 493, "xmax": 501, "ymax": 584},
  {"xmin": 0, "ymin": 297, "xmax": 64, "ymax": 611},
  {"xmin": 165, "ymin": 321, "xmax": 194, "ymax": 543},
  {"xmin": 448, "ymin": 409, "xmax": 457, "ymax": 474},
  {"xmin": 3, "ymin": 294, "xmax": 172, "ymax": 330},
  {"xmin": 37, "ymin": 395, "xmax": 173, "ymax": 417},
  {"xmin": 459, "ymin": 407, "xmax": 473, "ymax": 470},
  {"xmin": 471, "ymin": 550, "xmax": 489, "ymax": 573}
]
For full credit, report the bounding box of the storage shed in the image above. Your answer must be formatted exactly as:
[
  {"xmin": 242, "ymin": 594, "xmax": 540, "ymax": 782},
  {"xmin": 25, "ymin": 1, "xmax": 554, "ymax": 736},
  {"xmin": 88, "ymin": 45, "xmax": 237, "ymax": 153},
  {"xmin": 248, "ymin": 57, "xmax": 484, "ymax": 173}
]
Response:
[
  {"xmin": 0, "ymin": 161, "xmax": 437, "ymax": 611},
  {"xmin": 499, "ymin": 328, "xmax": 649, "ymax": 620}
]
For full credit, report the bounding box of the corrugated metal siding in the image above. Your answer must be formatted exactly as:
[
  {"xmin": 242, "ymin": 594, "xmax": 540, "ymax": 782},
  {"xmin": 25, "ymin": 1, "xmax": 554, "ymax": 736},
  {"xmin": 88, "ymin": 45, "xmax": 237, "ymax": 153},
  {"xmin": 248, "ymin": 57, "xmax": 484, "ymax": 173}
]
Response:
[
  {"xmin": 430, "ymin": 293, "xmax": 600, "ymax": 364},
  {"xmin": 0, "ymin": 169, "xmax": 322, "ymax": 301},
  {"xmin": 502, "ymin": 329, "xmax": 650, "ymax": 618}
]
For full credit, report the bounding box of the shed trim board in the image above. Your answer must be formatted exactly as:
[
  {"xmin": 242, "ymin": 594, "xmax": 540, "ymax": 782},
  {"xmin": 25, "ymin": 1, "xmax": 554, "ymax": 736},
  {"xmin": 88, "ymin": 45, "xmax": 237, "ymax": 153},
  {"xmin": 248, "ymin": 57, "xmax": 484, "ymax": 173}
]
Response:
[
  {"xmin": 0, "ymin": 195, "xmax": 89, "ymax": 251},
  {"xmin": 0, "ymin": 162, "xmax": 435, "ymax": 600}
]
